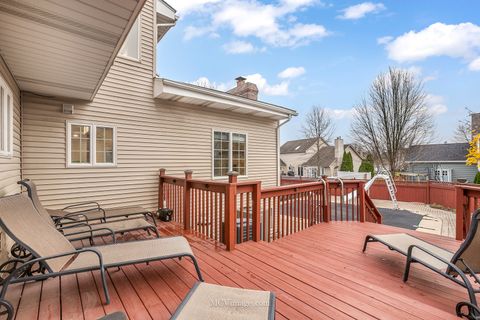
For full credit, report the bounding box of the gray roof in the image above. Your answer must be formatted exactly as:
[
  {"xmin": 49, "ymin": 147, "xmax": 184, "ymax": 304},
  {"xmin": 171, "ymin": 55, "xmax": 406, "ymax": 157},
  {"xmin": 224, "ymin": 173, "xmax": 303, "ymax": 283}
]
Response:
[
  {"xmin": 280, "ymin": 138, "xmax": 319, "ymax": 154},
  {"xmin": 302, "ymin": 146, "xmax": 335, "ymax": 167},
  {"xmin": 405, "ymin": 143, "xmax": 470, "ymax": 162}
]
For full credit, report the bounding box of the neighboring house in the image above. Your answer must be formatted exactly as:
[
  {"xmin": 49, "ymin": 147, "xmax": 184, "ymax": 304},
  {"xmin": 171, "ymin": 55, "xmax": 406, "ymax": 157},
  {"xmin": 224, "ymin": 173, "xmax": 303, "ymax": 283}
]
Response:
[
  {"xmin": 0, "ymin": 0, "xmax": 296, "ymax": 254},
  {"xmin": 280, "ymin": 137, "xmax": 362, "ymax": 177},
  {"xmin": 404, "ymin": 143, "xmax": 477, "ymax": 182}
]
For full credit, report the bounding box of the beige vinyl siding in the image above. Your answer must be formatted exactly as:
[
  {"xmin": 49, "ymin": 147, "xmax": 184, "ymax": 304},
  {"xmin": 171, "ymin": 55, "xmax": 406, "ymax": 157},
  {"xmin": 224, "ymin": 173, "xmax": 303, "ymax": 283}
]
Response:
[
  {"xmin": 0, "ymin": 56, "xmax": 21, "ymax": 196},
  {"xmin": 22, "ymin": 0, "xmax": 279, "ymax": 211}
]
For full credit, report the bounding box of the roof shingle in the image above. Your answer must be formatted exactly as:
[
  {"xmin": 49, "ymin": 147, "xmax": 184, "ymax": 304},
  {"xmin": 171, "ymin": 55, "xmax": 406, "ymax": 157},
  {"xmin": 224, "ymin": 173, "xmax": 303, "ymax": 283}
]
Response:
[{"xmin": 405, "ymin": 143, "xmax": 469, "ymax": 162}]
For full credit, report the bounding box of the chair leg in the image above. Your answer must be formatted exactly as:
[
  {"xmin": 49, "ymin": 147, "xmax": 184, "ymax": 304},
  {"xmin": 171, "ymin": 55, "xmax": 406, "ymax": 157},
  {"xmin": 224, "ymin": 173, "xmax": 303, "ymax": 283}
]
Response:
[
  {"xmin": 362, "ymin": 236, "xmax": 373, "ymax": 252},
  {"xmin": 189, "ymin": 255, "xmax": 204, "ymax": 282},
  {"xmin": 403, "ymin": 256, "xmax": 412, "ymax": 282},
  {"xmin": 152, "ymin": 227, "xmax": 160, "ymax": 238},
  {"xmin": 100, "ymin": 267, "xmax": 111, "ymax": 305}
]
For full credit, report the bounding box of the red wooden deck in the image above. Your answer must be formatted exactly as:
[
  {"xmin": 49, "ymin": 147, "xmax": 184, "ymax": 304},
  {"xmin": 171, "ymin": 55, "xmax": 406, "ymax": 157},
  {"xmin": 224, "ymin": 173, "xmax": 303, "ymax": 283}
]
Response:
[{"xmin": 5, "ymin": 222, "xmax": 466, "ymax": 320}]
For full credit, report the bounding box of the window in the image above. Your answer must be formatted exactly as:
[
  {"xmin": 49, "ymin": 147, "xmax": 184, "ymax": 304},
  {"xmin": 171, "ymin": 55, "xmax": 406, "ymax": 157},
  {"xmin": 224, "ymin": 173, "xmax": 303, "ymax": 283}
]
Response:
[
  {"xmin": 0, "ymin": 75, "xmax": 13, "ymax": 158},
  {"xmin": 67, "ymin": 122, "xmax": 116, "ymax": 167},
  {"xmin": 434, "ymin": 168, "xmax": 452, "ymax": 182},
  {"xmin": 213, "ymin": 131, "xmax": 247, "ymax": 177},
  {"xmin": 119, "ymin": 18, "xmax": 140, "ymax": 60}
]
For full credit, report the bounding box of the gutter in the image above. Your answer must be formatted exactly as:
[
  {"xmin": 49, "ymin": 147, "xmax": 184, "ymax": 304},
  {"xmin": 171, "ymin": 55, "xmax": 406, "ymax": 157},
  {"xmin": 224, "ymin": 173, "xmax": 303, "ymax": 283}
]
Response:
[{"xmin": 276, "ymin": 115, "xmax": 294, "ymax": 185}]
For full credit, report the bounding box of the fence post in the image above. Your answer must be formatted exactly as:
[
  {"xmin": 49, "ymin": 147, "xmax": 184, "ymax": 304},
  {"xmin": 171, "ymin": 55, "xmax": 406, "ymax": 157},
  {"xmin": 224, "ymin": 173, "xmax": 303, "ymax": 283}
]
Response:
[
  {"xmin": 224, "ymin": 172, "xmax": 238, "ymax": 251},
  {"xmin": 252, "ymin": 181, "xmax": 262, "ymax": 241},
  {"xmin": 158, "ymin": 168, "xmax": 166, "ymax": 209},
  {"xmin": 322, "ymin": 176, "xmax": 330, "ymax": 222},
  {"xmin": 183, "ymin": 170, "xmax": 193, "ymax": 231},
  {"xmin": 358, "ymin": 181, "xmax": 366, "ymax": 222},
  {"xmin": 455, "ymin": 185, "xmax": 465, "ymax": 240},
  {"xmin": 426, "ymin": 179, "xmax": 431, "ymax": 204}
]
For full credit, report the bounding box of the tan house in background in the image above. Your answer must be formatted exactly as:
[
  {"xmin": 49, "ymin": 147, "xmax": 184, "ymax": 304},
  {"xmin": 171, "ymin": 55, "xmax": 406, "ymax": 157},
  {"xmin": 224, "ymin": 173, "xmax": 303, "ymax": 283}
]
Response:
[
  {"xmin": 0, "ymin": 0, "xmax": 296, "ymax": 255},
  {"xmin": 280, "ymin": 136, "xmax": 362, "ymax": 177}
]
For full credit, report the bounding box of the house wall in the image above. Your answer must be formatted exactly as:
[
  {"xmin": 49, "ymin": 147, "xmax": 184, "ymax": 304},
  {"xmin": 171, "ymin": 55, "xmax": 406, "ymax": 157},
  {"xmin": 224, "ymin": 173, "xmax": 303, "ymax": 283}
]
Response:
[
  {"xmin": 0, "ymin": 55, "xmax": 21, "ymax": 260},
  {"xmin": 280, "ymin": 140, "xmax": 327, "ymax": 174},
  {"xmin": 407, "ymin": 163, "xmax": 478, "ymax": 183},
  {"xmin": 21, "ymin": 0, "xmax": 279, "ymax": 210}
]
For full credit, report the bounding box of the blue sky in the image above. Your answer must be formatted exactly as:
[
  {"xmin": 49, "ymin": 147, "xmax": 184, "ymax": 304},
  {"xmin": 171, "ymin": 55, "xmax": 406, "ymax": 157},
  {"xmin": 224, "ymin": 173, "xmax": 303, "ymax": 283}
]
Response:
[{"xmin": 157, "ymin": 1, "xmax": 480, "ymax": 144}]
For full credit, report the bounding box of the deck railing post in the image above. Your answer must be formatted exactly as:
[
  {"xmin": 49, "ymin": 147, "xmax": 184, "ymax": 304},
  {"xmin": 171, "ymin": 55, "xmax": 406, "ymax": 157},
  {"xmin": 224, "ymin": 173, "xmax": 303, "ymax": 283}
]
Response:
[
  {"xmin": 158, "ymin": 168, "xmax": 166, "ymax": 209},
  {"xmin": 252, "ymin": 181, "xmax": 262, "ymax": 241},
  {"xmin": 455, "ymin": 185, "xmax": 466, "ymax": 240},
  {"xmin": 323, "ymin": 177, "xmax": 330, "ymax": 222},
  {"xmin": 183, "ymin": 170, "xmax": 193, "ymax": 230},
  {"xmin": 224, "ymin": 172, "xmax": 238, "ymax": 250},
  {"xmin": 358, "ymin": 181, "xmax": 366, "ymax": 222}
]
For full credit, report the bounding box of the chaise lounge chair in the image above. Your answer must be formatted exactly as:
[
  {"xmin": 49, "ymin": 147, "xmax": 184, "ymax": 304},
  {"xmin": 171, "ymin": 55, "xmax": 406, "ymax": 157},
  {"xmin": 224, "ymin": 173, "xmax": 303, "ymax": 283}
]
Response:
[
  {"xmin": 18, "ymin": 180, "xmax": 159, "ymax": 243},
  {"xmin": 0, "ymin": 194, "xmax": 203, "ymax": 305},
  {"xmin": 19, "ymin": 179, "xmax": 157, "ymax": 225},
  {"xmin": 363, "ymin": 209, "xmax": 480, "ymax": 319},
  {"xmin": 171, "ymin": 282, "xmax": 275, "ymax": 320}
]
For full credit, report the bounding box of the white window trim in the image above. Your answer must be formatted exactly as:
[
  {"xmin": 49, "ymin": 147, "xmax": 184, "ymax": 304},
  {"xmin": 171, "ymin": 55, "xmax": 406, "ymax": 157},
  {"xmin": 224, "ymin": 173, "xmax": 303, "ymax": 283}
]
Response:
[
  {"xmin": 0, "ymin": 75, "xmax": 13, "ymax": 158},
  {"xmin": 118, "ymin": 15, "xmax": 141, "ymax": 62},
  {"xmin": 211, "ymin": 129, "xmax": 248, "ymax": 180},
  {"xmin": 66, "ymin": 121, "xmax": 117, "ymax": 168}
]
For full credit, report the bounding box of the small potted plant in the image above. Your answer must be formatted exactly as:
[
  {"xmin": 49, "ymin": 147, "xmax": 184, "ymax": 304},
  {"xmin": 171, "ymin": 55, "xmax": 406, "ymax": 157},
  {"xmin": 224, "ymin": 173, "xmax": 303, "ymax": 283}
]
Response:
[{"xmin": 157, "ymin": 207, "xmax": 173, "ymax": 222}]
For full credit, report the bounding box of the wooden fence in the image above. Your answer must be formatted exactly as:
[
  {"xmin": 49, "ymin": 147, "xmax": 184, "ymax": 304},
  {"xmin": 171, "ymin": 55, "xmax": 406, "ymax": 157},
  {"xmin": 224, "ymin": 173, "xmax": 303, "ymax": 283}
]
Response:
[
  {"xmin": 160, "ymin": 169, "xmax": 381, "ymax": 250},
  {"xmin": 456, "ymin": 185, "xmax": 480, "ymax": 240}
]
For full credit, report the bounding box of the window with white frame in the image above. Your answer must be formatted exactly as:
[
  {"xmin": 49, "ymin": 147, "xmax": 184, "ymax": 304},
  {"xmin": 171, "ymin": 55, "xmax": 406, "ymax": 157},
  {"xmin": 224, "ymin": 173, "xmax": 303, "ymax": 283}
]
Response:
[
  {"xmin": 67, "ymin": 122, "xmax": 116, "ymax": 167},
  {"xmin": 0, "ymin": 75, "xmax": 13, "ymax": 158},
  {"xmin": 119, "ymin": 17, "xmax": 140, "ymax": 60},
  {"xmin": 213, "ymin": 131, "xmax": 247, "ymax": 177}
]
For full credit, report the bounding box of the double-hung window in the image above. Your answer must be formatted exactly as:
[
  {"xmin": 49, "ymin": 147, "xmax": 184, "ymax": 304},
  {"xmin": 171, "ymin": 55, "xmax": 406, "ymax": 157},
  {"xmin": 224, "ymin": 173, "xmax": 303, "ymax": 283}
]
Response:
[
  {"xmin": 119, "ymin": 17, "xmax": 140, "ymax": 60},
  {"xmin": 0, "ymin": 75, "xmax": 13, "ymax": 158},
  {"xmin": 67, "ymin": 122, "xmax": 116, "ymax": 167},
  {"xmin": 213, "ymin": 131, "xmax": 247, "ymax": 178}
]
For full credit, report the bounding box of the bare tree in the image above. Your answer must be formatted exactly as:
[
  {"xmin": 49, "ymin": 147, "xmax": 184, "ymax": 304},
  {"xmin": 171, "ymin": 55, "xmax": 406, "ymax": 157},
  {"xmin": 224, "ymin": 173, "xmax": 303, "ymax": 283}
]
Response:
[
  {"xmin": 302, "ymin": 106, "xmax": 335, "ymax": 175},
  {"xmin": 350, "ymin": 67, "xmax": 434, "ymax": 173},
  {"xmin": 454, "ymin": 108, "xmax": 474, "ymax": 142}
]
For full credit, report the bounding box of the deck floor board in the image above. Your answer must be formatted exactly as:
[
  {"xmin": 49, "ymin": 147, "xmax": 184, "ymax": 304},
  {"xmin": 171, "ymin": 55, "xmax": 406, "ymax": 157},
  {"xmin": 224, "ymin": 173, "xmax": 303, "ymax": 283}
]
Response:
[{"xmin": 4, "ymin": 221, "xmax": 467, "ymax": 320}]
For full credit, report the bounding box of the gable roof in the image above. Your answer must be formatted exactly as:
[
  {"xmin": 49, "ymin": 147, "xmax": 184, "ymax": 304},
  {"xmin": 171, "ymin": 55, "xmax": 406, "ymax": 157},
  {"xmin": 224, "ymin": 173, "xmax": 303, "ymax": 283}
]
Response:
[
  {"xmin": 302, "ymin": 146, "xmax": 335, "ymax": 167},
  {"xmin": 280, "ymin": 138, "xmax": 322, "ymax": 154},
  {"xmin": 405, "ymin": 143, "xmax": 470, "ymax": 162}
]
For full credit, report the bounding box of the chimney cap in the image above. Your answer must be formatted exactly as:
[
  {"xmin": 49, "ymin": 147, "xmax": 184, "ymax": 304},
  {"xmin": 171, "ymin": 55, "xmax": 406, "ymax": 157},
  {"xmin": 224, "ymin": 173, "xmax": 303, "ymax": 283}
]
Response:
[{"xmin": 235, "ymin": 76, "xmax": 247, "ymax": 82}]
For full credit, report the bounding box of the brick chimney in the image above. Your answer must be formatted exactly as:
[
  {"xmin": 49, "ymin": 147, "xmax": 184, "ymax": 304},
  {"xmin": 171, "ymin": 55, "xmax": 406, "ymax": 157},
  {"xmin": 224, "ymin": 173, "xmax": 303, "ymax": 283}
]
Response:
[
  {"xmin": 227, "ymin": 76, "xmax": 258, "ymax": 100},
  {"xmin": 472, "ymin": 112, "xmax": 480, "ymax": 138}
]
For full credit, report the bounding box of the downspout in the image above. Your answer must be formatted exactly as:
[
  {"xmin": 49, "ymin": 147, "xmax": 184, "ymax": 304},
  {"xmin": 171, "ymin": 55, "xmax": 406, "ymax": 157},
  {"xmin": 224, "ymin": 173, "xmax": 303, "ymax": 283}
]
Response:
[{"xmin": 276, "ymin": 115, "xmax": 293, "ymax": 186}]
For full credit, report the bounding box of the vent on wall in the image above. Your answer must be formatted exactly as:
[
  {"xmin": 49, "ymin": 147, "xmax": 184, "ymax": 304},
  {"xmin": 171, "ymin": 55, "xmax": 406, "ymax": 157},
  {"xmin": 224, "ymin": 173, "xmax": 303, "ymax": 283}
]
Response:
[{"xmin": 62, "ymin": 104, "xmax": 74, "ymax": 114}]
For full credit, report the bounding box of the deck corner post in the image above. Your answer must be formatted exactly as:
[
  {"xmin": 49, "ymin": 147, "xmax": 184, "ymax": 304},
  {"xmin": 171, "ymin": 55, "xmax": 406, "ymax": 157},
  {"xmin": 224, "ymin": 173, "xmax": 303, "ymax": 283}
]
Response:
[
  {"xmin": 252, "ymin": 181, "xmax": 262, "ymax": 242},
  {"xmin": 455, "ymin": 185, "xmax": 465, "ymax": 240},
  {"xmin": 359, "ymin": 181, "xmax": 366, "ymax": 222},
  {"xmin": 225, "ymin": 172, "xmax": 238, "ymax": 250},
  {"xmin": 426, "ymin": 179, "xmax": 431, "ymax": 204},
  {"xmin": 323, "ymin": 177, "xmax": 330, "ymax": 223},
  {"xmin": 158, "ymin": 168, "xmax": 166, "ymax": 209},
  {"xmin": 183, "ymin": 170, "xmax": 193, "ymax": 231}
]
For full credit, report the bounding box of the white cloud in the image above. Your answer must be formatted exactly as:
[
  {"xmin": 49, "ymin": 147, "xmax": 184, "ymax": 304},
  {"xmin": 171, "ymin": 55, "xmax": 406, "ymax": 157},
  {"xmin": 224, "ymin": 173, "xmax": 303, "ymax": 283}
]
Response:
[
  {"xmin": 222, "ymin": 41, "xmax": 265, "ymax": 54},
  {"xmin": 191, "ymin": 77, "xmax": 231, "ymax": 91},
  {"xmin": 469, "ymin": 57, "xmax": 480, "ymax": 71},
  {"xmin": 325, "ymin": 108, "xmax": 354, "ymax": 119},
  {"xmin": 170, "ymin": 0, "xmax": 222, "ymax": 16},
  {"xmin": 383, "ymin": 22, "xmax": 480, "ymax": 70},
  {"xmin": 181, "ymin": 0, "xmax": 329, "ymax": 47},
  {"xmin": 425, "ymin": 94, "xmax": 448, "ymax": 115},
  {"xmin": 278, "ymin": 66, "xmax": 306, "ymax": 78},
  {"xmin": 377, "ymin": 36, "xmax": 393, "ymax": 44},
  {"xmin": 245, "ymin": 73, "xmax": 289, "ymax": 96},
  {"xmin": 338, "ymin": 2, "xmax": 385, "ymax": 20}
]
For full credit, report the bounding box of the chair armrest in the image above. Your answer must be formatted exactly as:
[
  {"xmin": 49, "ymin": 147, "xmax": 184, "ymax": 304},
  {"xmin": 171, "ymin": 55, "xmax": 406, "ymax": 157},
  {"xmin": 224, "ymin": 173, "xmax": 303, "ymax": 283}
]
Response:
[
  {"xmin": 407, "ymin": 244, "xmax": 476, "ymax": 291},
  {"xmin": 62, "ymin": 201, "xmax": 100, "ymax": 211},
  {"xmin": 0, "ymin": 247, "xmax": 104, "ymax": 297}
]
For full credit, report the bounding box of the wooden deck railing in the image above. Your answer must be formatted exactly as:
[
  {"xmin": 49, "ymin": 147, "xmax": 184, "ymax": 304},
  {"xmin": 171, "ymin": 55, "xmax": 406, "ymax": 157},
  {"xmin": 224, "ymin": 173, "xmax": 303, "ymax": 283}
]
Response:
[
  {"xmin": 456, "ymin": 184, "xmax": 480, "ymax": 240},
  {"xmin": 159, "ymin": 169, "xmax": 381, "ymax": 250}
]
